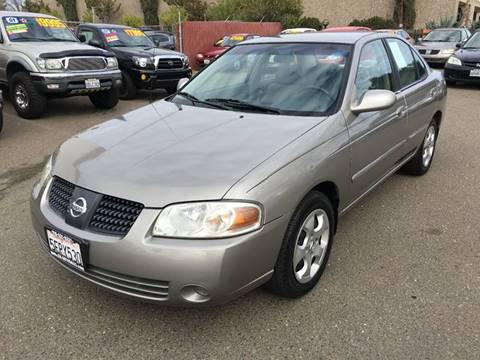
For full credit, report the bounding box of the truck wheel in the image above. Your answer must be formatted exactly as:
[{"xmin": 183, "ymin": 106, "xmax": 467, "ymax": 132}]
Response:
[
  {"xmin": 10, "ymin": 72, "xmax": 47, "ymax": 119},
  {"xmin": 265, "ymin": 191, "xmax": 335, "ymax": 298},
  {"xmin": 118, "ymin": 71, "xmax": 136, "ymax": 100},
  {"xmin": 89, "ymin": 88, "xmax": 119, "ymax": 109}
]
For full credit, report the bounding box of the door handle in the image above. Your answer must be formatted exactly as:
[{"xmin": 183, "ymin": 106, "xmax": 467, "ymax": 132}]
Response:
[{"xmin": 395, "ymin": 106, "xmax": 406, "ymax": 118}]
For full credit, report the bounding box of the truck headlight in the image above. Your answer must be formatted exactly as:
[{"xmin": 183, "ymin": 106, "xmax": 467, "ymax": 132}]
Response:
[
  {"xmin": 153, "ymin": 201, "xmax": 262, "ymax": 238},
  {"xmin": 132, "ymin": 56, "xmax": 150, "ymax": 68},
  {"xmin": 447, "ymin": 56, "xmax": 462, "ymax": 66},
  {"xmin": 46, "ymin": 59, "xmax": 63, "ymax": 70},
  {"xmin": 106, "ymin": 57, "xmax": 118, "ymax": 69},
  {"xmin": 32, "ymin": 155, "xmax": 53, "ymax": 199}
]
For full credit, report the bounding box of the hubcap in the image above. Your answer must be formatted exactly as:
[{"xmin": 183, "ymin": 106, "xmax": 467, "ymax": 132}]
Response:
[
  {"xmin": 15, "ymin": 84, "xmax": 29, "ymax": 110},
  {"xmin": 293, "ymin": 209, "xmax": 330, "ymax": 284},
  {"xmin": 422, "ymin": 125, "xmax": 436, "ymax": 167}
]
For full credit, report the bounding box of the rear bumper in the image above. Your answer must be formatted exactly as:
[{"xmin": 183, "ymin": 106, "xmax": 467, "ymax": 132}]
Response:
[
  {"xmin": 128, "ymin": 68, "xmax": 192, "ymax": 90},
  {"xmin": 444, "ymin": 65, "xmax": 480, "ymax": 83},
  {"xmin": 30, "ymin": 70, "xmax": 122, "ymax": 95}
]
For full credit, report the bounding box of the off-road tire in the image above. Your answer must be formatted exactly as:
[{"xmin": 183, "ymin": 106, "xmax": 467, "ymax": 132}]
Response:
[
  {"xmin": 10, "ymin": 72, "xmax": 47, "ymax": 119},
  {"xmin": 89, "ymin": 88, "xmax": 119, "ymax": 109},
  {"xmin": 118, "ymin": 71, "xmax": 137, "ymax": 100}
]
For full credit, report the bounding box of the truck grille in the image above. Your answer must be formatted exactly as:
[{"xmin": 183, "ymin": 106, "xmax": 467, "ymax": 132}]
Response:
[
  {"xmin": 155, "ymin": 58, "xmax": 183, "ymax": 69},
  {"xmin": 48, "ymin": 177, "xmax": 144, "ymax": 236},
  {"xmin": 67, "ymin": 57, "xmax": 107, "ymax": 71}
]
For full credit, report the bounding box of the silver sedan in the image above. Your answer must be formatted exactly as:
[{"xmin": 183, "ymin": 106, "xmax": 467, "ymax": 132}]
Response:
[{"xmin": 31, "ymin": 32, "xmax": 447, "ymax": 306}]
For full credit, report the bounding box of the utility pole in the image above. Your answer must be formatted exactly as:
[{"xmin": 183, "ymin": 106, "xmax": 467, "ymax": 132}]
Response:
[{"xmin": 399, "ymin": 0, "xmax": 404, "ymax": 28}]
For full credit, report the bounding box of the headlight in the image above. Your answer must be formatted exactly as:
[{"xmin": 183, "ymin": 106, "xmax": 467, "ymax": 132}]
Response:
[
  {"xmin": 182, "ymin": 56, "xmax": 189, "ymax": 67},
  {"xmin": 440, "ymin": 48, "xmax": 455, "ymax": 55},
  {"xmin": 32, "ymin": 155, "xmax": 53, "ymax": 199},
  {"xmin": 447, "ymin": 56, "xmax": 462, "ymax": 66},
  {"xmin": 46, "ymin": 59, "xmax": 63, "ymax": 70},
  {"xmin": 106, "ymin": 57, "xmax": 118, "ymax": 69},
  {"xmin": 36, "ymin": 58, "xmax": 46, "ymax": 70},
  {"xmin": 132, "ymin": 56, "xmax": 150, "ymax": 68},
  {"xmin": 196, "ymin": 53, "xmax": 204, "ymax": 59},
  {"xmin": 153, "ymin": 201, "xmax": 262, "ymax": 238}
]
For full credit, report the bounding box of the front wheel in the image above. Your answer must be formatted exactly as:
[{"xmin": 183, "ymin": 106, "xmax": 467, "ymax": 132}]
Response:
[
  {"xmin": 118, "ymin": 71, "xmax": 137, "ymax": 100},
  {"xmin": 89, "ymin": 88, "xmax": 119, "ymax": 109},
  {"xmin": 265, "ymin": 191, "xmax": 335, "ymax": 298},
  {"xmin": 401, "ymin": 120, "xmax": 438, "ymax": 176},
  {"xmin": 10, "ymin": 72, "xmax": 47, "ymax": 119}
]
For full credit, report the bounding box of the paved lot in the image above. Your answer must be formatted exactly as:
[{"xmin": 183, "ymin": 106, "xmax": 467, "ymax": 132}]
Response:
[{"xmin": 1, "ymin": 86, "xmax": 479, "ymax": 359}]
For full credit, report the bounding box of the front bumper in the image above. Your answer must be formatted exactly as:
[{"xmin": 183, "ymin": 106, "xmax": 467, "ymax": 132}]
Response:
[
  {"xmin": 418, "ymin": 53, "xmax": 452, "ymax": 64},
  {"xmin": 30, "ymin": 70, "xmax": 122, "ymax": 96},
  {"xmin": 444, "ymin": 65, "xmax": 480, "ymax": 83},
  {"xmin": 31, "ymin": 178, "xmax": 287, "ymax": 306},
  {"xmin": 128, "ymin": 68, "xmax": 192, "ymax": 90}
]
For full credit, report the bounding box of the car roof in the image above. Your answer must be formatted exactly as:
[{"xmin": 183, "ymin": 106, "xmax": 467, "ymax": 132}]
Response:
[
  {"xmin": 0, "ymin": 11, "xmax": 57, "ymax": 18},
  {"xmin": 323, "ymin": 26, "xmax": 371, "ymax": 32},
  {"xmin": 81, "ymin": 23, "xmax": 130, "ymax": 29},
  {"xmin": 242, "ymin": 31, "xmax": 377, "ymax": 45}
]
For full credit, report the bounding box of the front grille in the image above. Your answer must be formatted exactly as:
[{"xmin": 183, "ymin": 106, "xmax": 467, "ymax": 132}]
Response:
[
  {"xmin": 89, "ymin": 195, "xmax": 144, "ymax": 235},
  {"xmin": 67, "ymin": 57, "xmax": 106, "ymax": 71},
  {"xmin": 418, "ymin": 49, "xmax": 440, "ymax": 55},
  {"xmin": 155, "ymin": 58, "xmax": 183, "ymax": 69},
  {"xmin": 430, "ymin": 50, "xmax": 440, "ymax": 55},
  {"xmin": 48, "ymin": 177, "xmax": 144, "ymax": 236},
  {"xmin": 418, "ymin": 49, "xmax": 426, "ymax": 54},
  {"xmin": 463, "ymin": 62, "xmax": 480, "ymax": 68},
  {"xmin": 48, "ymin": 177, "xmax": 75, "ymax": 216}
]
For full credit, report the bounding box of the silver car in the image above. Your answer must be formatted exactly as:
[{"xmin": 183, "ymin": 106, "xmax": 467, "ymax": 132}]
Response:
[
  {"xmin": 31, "ymin": 32, "xmax": 447, "ymax": 306},
  {"xmin": 415, "ymin": 28, "xmax": 471, "ymax": 65}
]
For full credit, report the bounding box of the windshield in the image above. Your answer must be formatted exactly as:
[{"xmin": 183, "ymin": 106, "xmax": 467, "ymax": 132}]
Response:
[
  {"xmin": 151, "ymin": 34, "xmax": 171, "ymax": 43},
  {"xmin": 222, "ymin": 35, "xmax": 247, "ymax": 47},
  {"xmin": 2, "ymin": 16, "xmax": 77, "ymax": 42},
  {"xmin": 424, "ymin": 30, "xmax": 461, "ymax": 42},
  {"xmin": 464, "ymin": 32, "xmax": 480, "ymax": 48},
  {"xmin": 172, "ymin": 43, "xmax": 352, "ymax": 116},
  {"xmin": 100, "ymin": 28, "xmax": 154, "ymax": 47}
]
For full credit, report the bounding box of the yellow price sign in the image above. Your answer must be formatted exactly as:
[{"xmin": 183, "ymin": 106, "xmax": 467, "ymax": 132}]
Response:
[
  {"xmin": 36, "ymin": 17, "xmax": 66, "ymax": 28},
  {"xmin": 125, "ymin": 29, "xmax": 145, "ymax": 37},
  {"xmin": 230, "ymin": 35, "xmax": 245, "ymax": 41}
]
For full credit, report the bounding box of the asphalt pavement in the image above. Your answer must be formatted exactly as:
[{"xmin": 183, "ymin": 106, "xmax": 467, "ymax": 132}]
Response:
[{"xmin": 0, "ymin": 86, "xmax": 479, "ymax": 359}]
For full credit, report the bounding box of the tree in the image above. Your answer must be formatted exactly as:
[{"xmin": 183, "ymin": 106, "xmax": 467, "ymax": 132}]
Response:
[
  {"xmin": 164, "ymin": 0, "xmax": 207, "ymax": 21},
  {"xmin": 84, "ymin": 0, "xmax": 121, "ymax": 22},
  {"xmin": 160, "ymin": 5, "xmax": 188, "ymax": 29},
  {"xmin": 394, "ymin": 0, "xmax": 416, "ymax": 29},
  {"xmin": 23, "ymin": 0, "xmax": 62, "ymax": 17},
  {"xmin": 121, "ymin": 15, "xmax": 144, "ymax": 28},
  {"xmin": 56, "ymin": 0, "xmax": 78, "ymax": 21},
  {"xmin": 140, "ymin": 0, "xmax": 159, "ymax": 25},
  {"xmin": 4, "ymin": 0, "xmax": 24, "ymax": 11}
]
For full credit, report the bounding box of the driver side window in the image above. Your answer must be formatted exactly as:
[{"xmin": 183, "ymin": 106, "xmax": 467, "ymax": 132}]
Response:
[{"xmin": 355, "ymin": 40, "xmax": 394, "ymax": 101}]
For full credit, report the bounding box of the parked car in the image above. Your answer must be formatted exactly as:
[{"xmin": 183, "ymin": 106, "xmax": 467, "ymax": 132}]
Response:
[
  {"xmin": 143, "ymin": 29, "xmax": 176, "ymax": 51},
  {"xmin": 415, "ymin": 28, "xmax": 471, "ymax": 65},
  {"xmin": 444, "ymin": 30, "xmax": 480, "ymax": 85},
  {"xmin": 0, "ymin": 11, "xmax": 121, "ymax": 119},
  {"xmin": 280, "ymin": 28, "xmax": 317, "ymax": 34},
  {"xmin": 196, "ymin": 33, "xmax": 259, "ymax": 67},
  {"xmin": 376, "ymin": 29, "xmax": 415, "ymax": 45},
  {"xmin": 77, "ymin": 24, "xmax": 191, "ymax": 99},
  {"xmin": 31, "ymin": 32, "xmax": 446, "ymax": 306},
  {"xmin": 323, "ymin": 26, "xmax": 371, "ymax": 32}
]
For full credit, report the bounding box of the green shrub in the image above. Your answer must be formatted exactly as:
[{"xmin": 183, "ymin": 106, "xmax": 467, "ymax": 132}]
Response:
[
  {"xmin": 294, "ymin": 17, "xmax": 329, "ymax": 31},
  {"xmin": 349, "ymin": 16, "xmax": 396, "ymax": 30},
  {"xmin": 425, "ymin": 16, "xmax": 458, "ymax": 30},
  {"xmin": 23, "ymin": 0, "xmax": 62, "ymax": 18},
  {"xmin": 160, "ymin": 6, "xmax": 188, "ymax": 29},
  {"xmin": 121, "ymin": 15, "xmax": 144, "ymax": 28},
  {"xmin": 140, "ymin": 0, "xmax": 159, "ymax": 25},
  {"xmin": 84, "ymin": 0, "xmax": 121, "ymax": 23}
]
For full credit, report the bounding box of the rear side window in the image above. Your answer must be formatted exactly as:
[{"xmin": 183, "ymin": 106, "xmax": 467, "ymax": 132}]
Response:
[
  {"xmin": 355, "ymin": 40, "xmax": 394, "ymax": 100},
  {"xmin": 386, "ymin": 38, "xmax": 418, "ymax": 88},
  {"xmin": 413, "ymin": 51, "xmax": 427, "ymax": 79}
]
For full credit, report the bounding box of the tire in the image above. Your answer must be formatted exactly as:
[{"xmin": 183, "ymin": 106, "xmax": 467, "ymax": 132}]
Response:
[
  {"xmin": 446, "ymin": 79, "xmax": 456, "ymax": 86},
  {"xmin": 118, "ymin": 71, "xmax": 137, "ymax": 100},
  {"xmin": 89, "ymin": 88, "xmax": 119, "ymax": 109},
  {"xmin": 0, "ymin": 112, "xmax": 3, "ymax": 135},
  {"xmin": 266, "ymin": 191, "xmax": 335, "ymax": 298},
  {"xmin": 10, "ymin": 72, "xmax": 47, "ymax": 119},
  {"xmin": 402, "ymin": 120, "xmax": 438, "ymax": 176}
]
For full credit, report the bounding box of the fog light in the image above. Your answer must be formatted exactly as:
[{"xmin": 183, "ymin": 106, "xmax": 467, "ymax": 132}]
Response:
[
  {"xmin": 116, "ymin": 79, "xmax": 122, "ymax": 85},
  {"xmin": 141, "ymin": 74, "xmax": 148, "ymax": 81},
  {"xmin": 180, "ymin": 285, "xmax": 210, "ymax": 303},
  {"xmin": 47, "ymin": 84, "xmax": 60, "ymax": 89}
]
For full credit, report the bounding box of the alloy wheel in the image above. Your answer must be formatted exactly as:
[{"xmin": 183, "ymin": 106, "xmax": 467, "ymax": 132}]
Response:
[
  {"xmin": 15, "ymin": 84, "xmax": 29, "ymax": 110},
  {"xmin": 422, "ymin": 125, "xmax": 436, "ymax": 168}
]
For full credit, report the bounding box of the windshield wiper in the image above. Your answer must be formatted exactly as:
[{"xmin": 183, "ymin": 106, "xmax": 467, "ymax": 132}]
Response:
[
  {"xmin": 176, "ymin": 92, "xmax": 229, "ymax": 110},
  {"xmin": 206, "ymin": 98, "xmax": 282, "ymax": 114}
]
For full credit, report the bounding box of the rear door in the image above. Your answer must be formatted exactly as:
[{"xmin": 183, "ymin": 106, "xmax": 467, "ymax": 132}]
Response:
[
  {"xmin": 348, "ymin": 39, "xmax": 408, "ymax": 196},
  {"xmin": 385, "ymin": 38, "xmax": 437, "ymax": 154}
]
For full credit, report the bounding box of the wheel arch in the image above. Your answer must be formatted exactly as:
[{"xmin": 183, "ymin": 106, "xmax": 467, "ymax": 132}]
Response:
[
  {"xmin": 311, "ymin": 180, "xmax": 340, "ymax": 233},
  {"xmin": 6, "ymin": 61, "xmax": 30, "ymax": 80},
  {"xmin": 433, "ymin": 110, "xmax": 442, "ymax": 130}
]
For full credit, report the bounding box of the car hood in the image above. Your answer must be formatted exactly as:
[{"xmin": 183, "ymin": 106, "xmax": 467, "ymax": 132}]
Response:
[
  {"xmin": 10, "ymin": 41, "xmax": 109, "ymax": 58},
  {"xmin": 53, "ymin": 101, "xmax": 324, "ymax": 207},
  {"xmin": 455, "ymin": 48, "xmax": 480, "ymax": 62},
  {"xmin": 415, "ymin": 41, "xmax": 458, "ymax": 50},
  {"xmin": 109, "ymin": 46, "xmax": 183, "ymax": 58}
]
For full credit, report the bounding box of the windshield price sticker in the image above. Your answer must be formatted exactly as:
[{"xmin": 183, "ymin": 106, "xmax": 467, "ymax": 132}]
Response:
[
  {"xmin": 36, "ymin": 17, "xmax": 66, "ymax": 28},
  {"xmin": 230, "ymin": 35, "xmax": 245, "ymax": 41},
  {"xmin": 6, "ymin": 23, "xmax": 28, "ymax": 35},
  {"xmin": 105, "ymin": 33, "xmax": 119, "ymax": 42},
  {"xmin": 125, "ymin": 29, "xmax": 145, "ymax": 37}
]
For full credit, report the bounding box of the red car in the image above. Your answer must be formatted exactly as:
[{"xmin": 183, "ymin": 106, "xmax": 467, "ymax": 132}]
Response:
[
  {"xmin": 196, "ymin": 33, "xmax": 259, "ymax": 67},
  {"xmin": 323, "ymin": 26, "xmax": 372, "ymax": 32}
]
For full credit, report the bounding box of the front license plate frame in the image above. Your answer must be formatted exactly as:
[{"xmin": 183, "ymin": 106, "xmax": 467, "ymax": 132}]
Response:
[
  {"xmin": 85, "ymin": 78, "xmax": 100, "ymax": 89},
  {"xmin": 45, "ymin": 228, "xmax": 88, "ymax": 272},
  {"xmin": 469, "ymin": 69, "xmax": 480, "ymax": 77}
]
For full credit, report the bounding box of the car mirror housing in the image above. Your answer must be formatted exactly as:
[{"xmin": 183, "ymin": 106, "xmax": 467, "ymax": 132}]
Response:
[
  {"xmin": 456, "ymin": 42, "xmax": 462, "ymax": 49},
  {"xmin": 351, "ymin": 90, "xmax": 396, "ymax": 114},
  {"xmin": 177, "ymin": 78, "xmax": 189, "ymax": 91},
  {"xmin": 78, "ymin": 34, "xmax": 86, "ymax": 42}
]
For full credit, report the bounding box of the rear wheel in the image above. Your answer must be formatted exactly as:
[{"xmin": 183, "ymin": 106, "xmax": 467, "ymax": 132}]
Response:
[
  {"xmin": 118, "ymin": 71, "xmax": 137, "ymax": 100},
  {"xmin": 89, "ymin": 88, "xmax": 119, "ymax": 109},
  {"xmin": 10, "ymin": 72, "xmax": 47, "ymax": 119},
  {"xmin": 266, "ymin": 191, "xmax": 335, "ymax": 298},
  {"xmin": 402, "ymin": 120, "xmax": 438, "ymax": 176}
]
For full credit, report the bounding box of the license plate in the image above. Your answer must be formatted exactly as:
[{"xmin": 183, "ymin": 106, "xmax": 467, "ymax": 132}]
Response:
[
  {"xmin": 204, "ymin": 59, "xmax": 211, "ymax": 65},
  {"xmin": 46, "ymin": 229, "xmax": 85, "ymax": 271},
  {"xmin": 469, "ymin": 69, "xmax": 480, "ymax": 77},
  {"xmin": 85, "ymin": 78, "xmax": 100, "ymax": 89}
]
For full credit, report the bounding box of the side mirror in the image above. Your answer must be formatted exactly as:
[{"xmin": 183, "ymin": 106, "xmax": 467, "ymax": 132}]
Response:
[
  {"xmin": 88, "ymin": 39, "xmax": 102, "ymax": 48},
  {"xmin": 456, "ymin": 42, "xmax": 462, "ymax": 48},
  {"xmin": 177, "ymin": 77, "xmax": 189, "ymax": 91},
  {"xmin": 78, "ymin": 34, "xmax": 86, "ymax": 42},
  {"xmin": 351, "ymin": 90, "xmax": 396, "ymax": 114}
]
